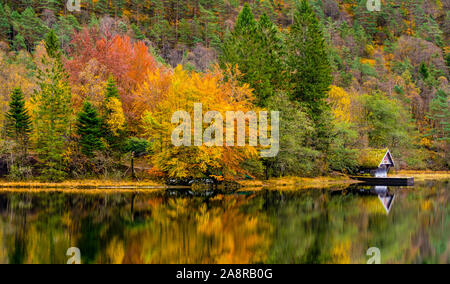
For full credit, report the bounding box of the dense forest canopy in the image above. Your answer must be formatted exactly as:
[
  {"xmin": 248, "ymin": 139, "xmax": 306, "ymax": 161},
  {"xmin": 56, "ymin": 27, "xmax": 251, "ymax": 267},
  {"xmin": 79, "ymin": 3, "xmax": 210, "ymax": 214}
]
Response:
[{"xmin": 0, "ymin": 0, "xmax": 448, "ymax": 181}]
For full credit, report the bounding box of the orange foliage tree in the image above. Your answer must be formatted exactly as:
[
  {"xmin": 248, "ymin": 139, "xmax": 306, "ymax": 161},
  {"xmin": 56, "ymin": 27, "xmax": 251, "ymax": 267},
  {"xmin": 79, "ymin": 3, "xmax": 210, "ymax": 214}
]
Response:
[
  {"xmin": 65, "ymin": 27, "xmax": 160, "ymax": 129},
  {"xmin": 142, "ymin": 66, "xmax": 260, "ymax": 179}
]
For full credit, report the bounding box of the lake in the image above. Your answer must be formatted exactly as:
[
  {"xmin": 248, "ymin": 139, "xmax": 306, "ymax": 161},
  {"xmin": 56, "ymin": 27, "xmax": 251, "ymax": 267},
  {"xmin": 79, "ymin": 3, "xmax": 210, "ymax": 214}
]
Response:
[{"xmin": 0, "ymin": 180, "xmax": 448, "ymax": 264}]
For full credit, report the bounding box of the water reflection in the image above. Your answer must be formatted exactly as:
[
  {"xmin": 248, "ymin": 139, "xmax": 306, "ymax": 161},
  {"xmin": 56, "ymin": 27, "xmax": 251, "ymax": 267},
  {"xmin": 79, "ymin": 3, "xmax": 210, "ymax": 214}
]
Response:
[{"xmin": 0, "ymin": 180, "xmax": 448, "ymax": 264}]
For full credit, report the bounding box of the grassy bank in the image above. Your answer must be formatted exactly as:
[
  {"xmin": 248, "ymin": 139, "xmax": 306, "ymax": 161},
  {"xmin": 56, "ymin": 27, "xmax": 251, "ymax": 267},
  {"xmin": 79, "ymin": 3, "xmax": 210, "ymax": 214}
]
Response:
[
  {"xmin": 238, "ymin": 175, "xmax": 358, "ymax": 190},
  {"xmin": 0, "ymin": 171, "xmax": 448, "ymax": 192},
  {"xmin": 0, "ymin": 179, "xmax": 164, "ymax": 190},
  {"xmin": 392, "ymin": 171, "xmax": 450, "ymax": 181}
]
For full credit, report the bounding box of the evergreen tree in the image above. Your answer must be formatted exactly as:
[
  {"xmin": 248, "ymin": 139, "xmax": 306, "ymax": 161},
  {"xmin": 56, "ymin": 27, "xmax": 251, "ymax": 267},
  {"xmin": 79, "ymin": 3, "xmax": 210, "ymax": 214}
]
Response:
[
  {"xmin": 5, "ymin": 87, "xmax": 32, "ymax": 158},
  {"xmin": 105, "ymin": 76, "xmax": 120, "ymax": 100},
  {"xmin": 0, "ymin": 3, "xmax": 10, "ymax": 41},
  {"xmin": 220, "ymin": 3, "xmax": 257, "ymax": 75},
  {"xmin": 131, "ymin": 23, "xmax": 145, "ymax": 40},
  {"xmin": 44, "ymin": 29, "xmax": 60, "ymax": 58},
  {"xmin": 419, "ymin": 62, "xmax": 430, "ymax": 80},
  {"xmin": 103, "ymin": 76, "xmax": 125, "ymax": 152},
  {"xmin": 12, "ymin": 34, "xmax": 26, "ymax": 51},
  {"xmin": 429, "ymin": 90, "xmax": 450, "ymax": 142},
  {"xmin": 220, "ymin": 5, "xmax": 283, "ymax": 106},
  {"xmin": 96, "ymin": 0, "xmax": 109, "ymax": 15},
  {"xmin": 33, "ymin": 30, "xmax": 72, "ymax": 182},
  {"xmin": 254, "ymin": 13, "xmax": 285, "ymax": 105},
  {"xmin": 286, "ymin": 0, "xmax": 332, "ymax": 121},
  {"xmin": 77, "ymin": 101, "xmax": 104, "ymax": 157},
  {"xmin": 16, "ymin": 7, "xmax": 48, "ymax": 51}
]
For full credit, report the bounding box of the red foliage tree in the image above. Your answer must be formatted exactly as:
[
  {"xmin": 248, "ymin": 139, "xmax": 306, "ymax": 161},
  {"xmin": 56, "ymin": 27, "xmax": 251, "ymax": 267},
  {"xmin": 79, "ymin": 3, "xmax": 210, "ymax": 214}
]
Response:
[{"xmin": 65, "ymin": 27, "xmax": 160, "ymax": 131}]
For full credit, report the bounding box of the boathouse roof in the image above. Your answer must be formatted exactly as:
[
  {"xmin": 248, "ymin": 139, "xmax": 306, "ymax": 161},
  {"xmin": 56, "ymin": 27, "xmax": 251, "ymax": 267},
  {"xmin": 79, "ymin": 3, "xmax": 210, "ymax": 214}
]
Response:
[{"xmin": 358, "ymin": 149, "xmax": 395, "ymax": 169}]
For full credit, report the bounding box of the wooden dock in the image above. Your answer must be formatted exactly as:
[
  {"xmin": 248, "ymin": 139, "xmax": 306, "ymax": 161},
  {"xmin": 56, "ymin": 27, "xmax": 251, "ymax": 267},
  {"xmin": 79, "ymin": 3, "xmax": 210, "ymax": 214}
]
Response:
[{"xmin": 352, "ymin": 177, "xmax": 415, "ymax": 186}]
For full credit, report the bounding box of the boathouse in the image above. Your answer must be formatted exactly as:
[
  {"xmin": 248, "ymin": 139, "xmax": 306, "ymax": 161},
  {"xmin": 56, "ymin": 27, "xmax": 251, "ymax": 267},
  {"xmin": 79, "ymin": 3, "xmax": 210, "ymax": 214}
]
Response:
[{"xmin": 358, "ymin": 149, "xmax": 395, "ymax": 178}]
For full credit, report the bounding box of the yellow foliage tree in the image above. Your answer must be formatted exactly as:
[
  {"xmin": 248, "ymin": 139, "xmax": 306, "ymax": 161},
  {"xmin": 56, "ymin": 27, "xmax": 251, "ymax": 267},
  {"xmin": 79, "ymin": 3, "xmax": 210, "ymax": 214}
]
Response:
[
  {"xmin": 142, "ymin": 65, "xmax": 259, "ymax": 179},
  {"xmin": 105, "ymin": 97, "xmax": 126, "ymax": 136},
  {"xmin": 328, "ymin": 85, "xmax": 353, "ymax": 123}
]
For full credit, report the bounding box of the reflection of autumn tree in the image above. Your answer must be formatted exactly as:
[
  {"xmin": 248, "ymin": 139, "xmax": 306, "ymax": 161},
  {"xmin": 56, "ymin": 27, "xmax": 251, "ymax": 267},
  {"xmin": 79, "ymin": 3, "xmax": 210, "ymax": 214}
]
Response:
[
  {"xmin": 266, "ymin": 184, "xmax": 449, "ymax": 264},
  {"xmin": 0, "ymin": 184, "xmax": 447, "ymax": 264},
  {"xmin": 125, "ymin": 195, "xmax": 272, "ymax": 264}
]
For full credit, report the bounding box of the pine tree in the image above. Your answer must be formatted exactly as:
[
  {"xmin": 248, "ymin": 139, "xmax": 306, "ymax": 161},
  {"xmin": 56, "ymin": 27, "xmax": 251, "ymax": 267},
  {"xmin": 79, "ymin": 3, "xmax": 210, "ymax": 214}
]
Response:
[
  {"xmin": 105, "ymin": 76, "xmax": 120, "ymax": 100},
  {"xmin": 254, "ymin": 12, "xmax": 285, "ymax": 105},
  {"xmin": 220, "ymin": 5, "xmax": 283, "ymax": 106},
  {"xmin": 96, "ymin": 0, "xmax": 109, "ymax": 15},
  {"xmin": 286, "ymin": 0, "xmax": 332, "ymax": 121},
  {"xmin": 419, "ymin": 62, "xmax": 430, "ymax": 80},
  {"xmin": 16, "ymin": 7, "xmax": 48, "ymax": 51},
  {"xmin": 430, "ymin": 90, "xmax": 450, "ymax": 142},
  {"xmin": 5, "ymin": 87, "xmax": 32, "ymax": 158},
  {"xmin": 33, "ymin": 30, "xmax": 72, "ymax": 182},
  {"xmin": 0, "ymin": 3, "xmax": 10, "ymax": 41},
  {"xmin": 103, "ymin": 76, "xmax": 125, "ymax": 152},
  {"xmin": 77, "ymin": 102, "xmax": 104, "ymax": 157},
  {"xmin": 44, "ymin": 29, "xmax": 60, "ymax": 58}
]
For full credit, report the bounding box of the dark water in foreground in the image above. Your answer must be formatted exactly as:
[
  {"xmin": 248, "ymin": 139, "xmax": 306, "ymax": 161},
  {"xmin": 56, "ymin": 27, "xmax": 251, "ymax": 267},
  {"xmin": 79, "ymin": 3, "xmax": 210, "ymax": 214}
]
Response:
[{"xmin": 0, "ymin": 181, "xmax": 448, "ymax": 264}]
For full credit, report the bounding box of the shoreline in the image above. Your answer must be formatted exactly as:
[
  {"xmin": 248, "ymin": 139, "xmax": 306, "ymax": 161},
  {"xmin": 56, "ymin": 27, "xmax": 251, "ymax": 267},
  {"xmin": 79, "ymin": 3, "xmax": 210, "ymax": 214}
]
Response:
[{"xmin": 0, "ymin": 171, "xmax": 448, "ymax": 193}]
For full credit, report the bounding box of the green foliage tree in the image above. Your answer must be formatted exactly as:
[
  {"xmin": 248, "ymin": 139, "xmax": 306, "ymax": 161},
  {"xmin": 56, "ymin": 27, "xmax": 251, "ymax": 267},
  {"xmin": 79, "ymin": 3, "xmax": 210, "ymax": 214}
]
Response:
[
  {"xmin": 5, "ymin": 87, "xmax": 32, "ymax": 158},
  {"xmin": 220, "ymin": 3, "xmax": 258, "ymax": 75},
  {"xmin": 286, "ymin": 0, "xmax": 332, "ymax": 121},
  {"xmin": 220, "ymin": 5, "xmax": 284, "ymax": 106},
  {"xmin": 11, "ymin": 34, "xmax": 26, "ymax": 51},
  {"xmin": 105, "ymin": 76, "xmax": 120, "ymax": 100},
  {"xmin": 0, "ymin": 3, "xmax": 10, "ymax": 41},
  {"xmin": 419, "ymin": 62, "xmax": 430, "ymax": 80},
  {"xmin": 77, "ymin": 102, "xmax": 104, "ymax": 157},
  {"xmin": 328, "ymin": 121, "xmax": 359, "ymax": 173},
  {"xmin": 33, "ymin": 30, "xmax": 72, "ymax": 182},
  {"xmin": 13, "ymin": 7, "xmax": 48, "ymax": 51},
  {"xmin": 264, "ymin": 92, "xmax": 319, "ymax": 177},
  {"xmin": 360, "ymin": 92, "xmax": 421, "ymax": 167},
  {"xmin": 429, "ymin": 90, "xmax": 449, "ymax": 142}
]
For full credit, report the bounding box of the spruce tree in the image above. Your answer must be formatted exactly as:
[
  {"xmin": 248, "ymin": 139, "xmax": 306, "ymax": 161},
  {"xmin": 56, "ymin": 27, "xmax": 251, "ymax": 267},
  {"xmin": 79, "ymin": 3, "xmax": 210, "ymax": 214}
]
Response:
[
  {"xmin": 255, "ymin": 13, "xmax": 285, "ymax": 105},
  {"xmin": 220, "ymin": 5, "xmax": 284, "ymax": 106},
  {"xmin": 105, "ymin": 76, "xmax": 120, "ymax": 100},
  {"xmin": 0, "ymin": 3, "xmax": 10, "ymax": 41},
  {"xmin": 220, "ymin": 3, "xmax": 258, "ymax": 73},
  {"xmin": 77, "ymin": 102, "xmax": 104, "ymax": 157},
  {"xmin": 33, "ymin": 30, "xmax": 72, "ymax": 182},
  {"xmin": 286, "ymin": 0, "xmax": 332, "ymax": 121},
  {"xmin": 44, "ymin": 29, "xmax": 60, "ymax": 58},
  {"xmin": 430, "ymin": 90, "xmax": 450, "ymax": 142},
  {"xmin": 5, "ymin": 87, "xmax": 32, "ymax": 158},
  {"xmin": 17, "ymin": 7, "xmax": 48, "ymax": 51},
  {"xmin": 103, "ymin": 76, "xmax": 125, "ymax": 152}
]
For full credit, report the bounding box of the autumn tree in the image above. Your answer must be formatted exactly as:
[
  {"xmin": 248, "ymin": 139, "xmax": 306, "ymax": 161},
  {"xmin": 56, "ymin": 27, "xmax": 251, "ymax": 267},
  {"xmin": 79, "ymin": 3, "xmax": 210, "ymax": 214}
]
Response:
[
  {"xmin": 102, "ymin": 76, "xmax": 126, "ymax": 151},
  {"xmin": 66, "ymin": 29, "xmax": 158, "ymax": 129},
  {"xmin": 142, "ymin": 66, "xmax": 258, "ymax": 179},
  {"xmin": 33, "ymin": 30, "xmax": 72, "ymax": 182}
]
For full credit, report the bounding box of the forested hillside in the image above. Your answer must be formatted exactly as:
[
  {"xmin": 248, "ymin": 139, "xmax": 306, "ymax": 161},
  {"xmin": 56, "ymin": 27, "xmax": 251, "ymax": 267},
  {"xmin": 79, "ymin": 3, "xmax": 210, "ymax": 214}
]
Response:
[{"xmin": 0, "ymin": 0, "xmax": 448, "ymax": 182}]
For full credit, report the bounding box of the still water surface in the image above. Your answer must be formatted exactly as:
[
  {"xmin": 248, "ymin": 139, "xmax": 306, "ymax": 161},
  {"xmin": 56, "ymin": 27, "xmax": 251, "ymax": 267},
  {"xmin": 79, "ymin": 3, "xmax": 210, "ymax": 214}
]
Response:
[{"xmin": 0, "ymin": 180, "xmax": 448, "ymax": 264}]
